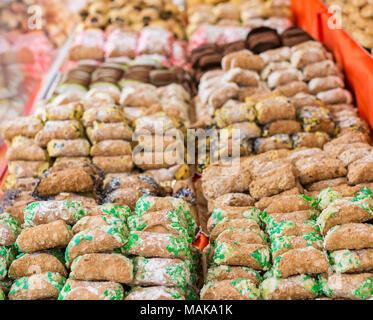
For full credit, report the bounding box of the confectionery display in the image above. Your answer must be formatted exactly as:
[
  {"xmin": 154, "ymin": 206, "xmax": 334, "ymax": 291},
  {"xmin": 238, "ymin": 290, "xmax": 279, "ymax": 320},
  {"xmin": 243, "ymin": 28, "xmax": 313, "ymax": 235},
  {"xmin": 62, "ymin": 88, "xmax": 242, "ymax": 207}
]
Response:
[{"xmin": 0, "ymin": 0, "xmax": 373, "ymax": 302}]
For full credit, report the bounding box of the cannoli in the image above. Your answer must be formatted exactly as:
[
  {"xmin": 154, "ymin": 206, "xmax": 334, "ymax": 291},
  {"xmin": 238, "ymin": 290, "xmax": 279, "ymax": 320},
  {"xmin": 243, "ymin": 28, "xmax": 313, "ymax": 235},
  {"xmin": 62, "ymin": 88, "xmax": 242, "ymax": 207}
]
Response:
[
  {"xmin": 200, "ymin": 279, "xmax": 260, "ymax": 300},
  {"xmin": 123, "ymin": 231, "xmax": 190, "ymax": 260},
  {"xmin": 125, "ymin": 286, "xmax": 185, "ymax": 300},
  {"xmin": 133, "ymin": 150, "xmax": 185, "ymax": 170},
  {"xmin": 266, "ymin": 220, "xmax": 320, "ymax": 240},
  {"xmin": 348, "ymin": 156, "xmax": 373, "ymax": 184},
  {"xmin": 8, "ymin": 272, "xmax": 65, "ymax": 300},
  {"xmin": 70, "ymin": 253, "xmax": 133, "ymax": 283},
  {"xmin": 206, "ymin": 266, "xmax": 261, "ymax": 286},
  {"xmin": 330, "ymin": 249, "xmax": 373, "ymax": 273},
  {"xmin": 292, "ymin": 132, "xmax": 330, "ymax": 149},
  {"xmin": 268, "ymin": 210, "xmax": 318, "ymax": 226},
  {"xmin": 47, "ymin": 139, "xmax": 90, "ymax": 157},
  {"xmin": 210, "ymin": 218, "xmax": 262, "ymax": 242},
  {"xmin": 275, "ymin": 81, "xmax": 309, "ymax": 98},
  {"xmin": 264, "ymin": 195, "xmax": 313, "ymax": 213},
  {"xmin": 255, "ymin": 96, "xmax": 296, "ymax": 124},
  {"xmin": 209, "ymin": 193, "xmax": 255, "ymax": 211},
  {"xmin": 306, "ymin": 177, "xmax": 348, "ymax": 192},
  {"xmin": 215, "ymin": 99, "xmax": 256, "ymax": 128},
  {"xmin": 319, "ymin": 273, "xmax": 373, "ymax": 300},
  {"xmin": 271, "ymin": 247, "xmax": 329, "ymax": 278},
  {"xmin": 1, "ymin": 116, "xmax": 43, "ymax": 141},
  {"xmin": 299, "ymin": 106, "xmax": 335, "ymax": 135},
  {"xmin": 137, "ymin": 135, "xmax": 183, "ymax": 152},
  {"xmin": 263, "ymin": 120, "xmax": 301, "ymax": 137},
  {"xmin": 216, "ymin": 227, "xmax": 268, "ymax": 246},
  {"xmin": 6, "ymin": 177, "xmax": 38, "ymax": 192},
  {"xmin": 317, "ymin": 88, "xmax": 353, "ymax": 105},
  {"xmin": 8, "ymin": 251, "xmax": 67, "ymax": 279},
  {"xmin": 261, "ymin": 275, "xmax": 319, "ymax": 300},
  {"xmin": 267, "ymin": 68, "xmax": 302, "ymax": 88},
  {"xmin": 0, "ymin": 213, "xmax": 21, "ymax": 246},
  {"xmin": 338, "ymin": 146, "xmax": 372, "ymax": 167},
  {"xmin": 86, "ymin": 121, "xmax": 133, "ymax": 143},
  {"xmin": 302, "ymin": 60, "xmax": 340, "ymax": 81},
  {"xmin": 16, "ymin": 220, "xmax": 72, "ymax": 253},
  {"xmin": 308, "ymin": 76, "xmax": 344, "ymax": 95},
  {"xmin": 92, "ymin": 155, "xmax": 134, "ymax": 173},
  {"xmin": 90, "ymin": 140, "xmax": 132, "ymax": 157},
  {"xmin": 65, "ymin": 225, "xmax": 127, "ymax": 266},
  {"xmin": 222, "ymin": 50, "xmax": 265, "ymax": 71},
  {"xmin": 104, "ymin": 188, "xmax": 143, "ymax": 210},
  {"xmin": 260, "ymin": 47, "xmax": 291, "ymax": 64},
  {"xmin": 120, "ymin": 83, "xmax": 159, "ymax": 107},
  {"xmin": 8, "ymin": 161, "xmax": 49, "ymax": 179},
  {"xmin": 131, "ymin": 257, "xmax": 190, "ymax": 288},
  {"xmin": 6, "ymin": 136, "xmax": 48, "ymax": 161},
  {"xmin": 35, "ymin": 120, "xmax": 84, "ymax": 147},
  {"xmin": 82, "ymin": 105, "xmax": 124, "ymax": 127},
  {"xmin": 0, "ymin": 246, "xmax": 15, "ymax": 280},
  {"xmin": 59, "ymin": 279, "xmax": 124, "ymax": 300},
  {"xmin": 72, "ymin": 215, "xmax": 127, "ymax": 235},
  {"xmin": 45, "ymin": 102, "xmax": 84, "ymax": 121},
  {"xmin": 290, "ymin": 48, "xmax": 327, "ymax": 69},
  {"xmin": 213, "ymin": 240, "xmax": 271, "ymax": 270},
  {"xmin": 223, "ymin": 68, "xmax": 260, "ymax": 87}
]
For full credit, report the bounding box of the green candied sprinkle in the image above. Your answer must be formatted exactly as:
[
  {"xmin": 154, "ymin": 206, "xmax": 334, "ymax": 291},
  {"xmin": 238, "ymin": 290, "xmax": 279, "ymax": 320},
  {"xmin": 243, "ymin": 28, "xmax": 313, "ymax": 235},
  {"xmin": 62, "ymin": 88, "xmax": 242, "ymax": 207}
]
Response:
[
  {"xmin": 10, "ymin": 276, "xmax": 29, "ymax": 295},
  {"xmin": 302, "ymin": 232, "xmax": 323, "ymax": 246},
  {"xmin": 169, "ymin": 288, "xmax": 183, "ymax": 300},
  {"xmin": 58, "ymin": 282, "xmax": 72, "ymax": 300},
  {"xmin": 46, "ymin": 272, "xmax": 65, "ymax": 291},
  {"xmin": 99, "ymin": 225, "xmax": 127, "ymax": 245},
  {"xmin": 165, "ymin": 260, "xmax": 188, "ymax": 289},
  {"xmin": 0, "ymin": 288, "xmax": 5, "ymax": 300},
  {"xmin": 271, "ymin": 236, "xmax": 292, "ymax": 255},
  {"xmin": 0, "ymin": 213, "xmax": 21, "ymax": 237},
  {"xmin": 300, "ymin": 194, "xmax": 318, "ymax": 210},
  {"xmin": 166, "ymin": 235, "xmax": 188, "ymax": 257},
  {"xmin": 230, "ymin": 279, "xmax": 259, "ymax": 299},
  {"xmin": 101, "ymin": 203, "xmax": 131, "ymax": 221},
  {"xmin": 351, "ymin": 189, "xmax": 373, "ymax": 215},
  {"xmin": 134, "ymin": 195, "xmax": 152, "ymax": 215},
  {"xmin": 251, "ymin": 248, "xmax": 270, "ymax": 270},
  {"xmin": 0, "ymin": 256, "xmax": 7, "ymax": 277},
  {"xmin": 302, "ymin": 275, "xmax": 319, "ymax": 297},
  {"xmin": 127, "ymin": 216, "xmax": 147, "ymax": 232},
  {"xmin": 267, "ymin": 220, "xmax": 295, "ymax": 240},
  {"xmin": 102, "ymin": 284, "xmax": 124, "ymax": 300},
  {"xmin": 65, "ymin": 232, "xmax": 94, "ymax": 264},
  {"xmin": 23, "ymin": 202, "xmax": 40, "ymax": 227},
  {"xmin": 123, "ymin": 232, "xmax": 142, "ymax": 251},
  {"xmin": 316, "ymin": 188, "xmax": 342, "ymax": 210},
  {"xmin": 351, "ymin": 277, "xmax": 373, "ymax": 300},
  {"xmin": 0, "ymin": 245, "xmax": 14, "ymax": 265}
]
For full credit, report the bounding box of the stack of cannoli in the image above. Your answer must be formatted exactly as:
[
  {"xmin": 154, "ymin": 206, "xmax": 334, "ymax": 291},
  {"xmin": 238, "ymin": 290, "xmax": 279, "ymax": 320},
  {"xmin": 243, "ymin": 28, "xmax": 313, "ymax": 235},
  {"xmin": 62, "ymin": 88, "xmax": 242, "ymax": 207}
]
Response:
[
  {"xmin": 1, "ymin": 116, "xmax": 48, "ymax": 191},
  {"xmin": 314, "ymin": 187, "xmax": 373, "ymax": 300},
  {"xmin": 123, "ymin": 195, "xmax": 200, "ymax": 300}
]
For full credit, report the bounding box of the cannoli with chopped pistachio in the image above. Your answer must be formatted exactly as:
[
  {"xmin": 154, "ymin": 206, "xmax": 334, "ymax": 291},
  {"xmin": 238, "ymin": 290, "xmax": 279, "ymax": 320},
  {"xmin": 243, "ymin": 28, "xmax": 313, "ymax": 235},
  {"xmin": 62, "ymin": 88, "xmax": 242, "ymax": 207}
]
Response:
[
  {"xmin": 59, "ymin": 279, "xmax": 124, "ymax": 300},
  {"xmin": 86, "ymin": 121, "xmax": 133, "ymax": 143},
  {"xmin": 261, "ymin": 275, "xmax": 319, "ymax": 300},
  {"xmin": 123, "ymin": 231, "xmax": 190, "ymax": 260},
  {"xmin": 317, "ymin": 196, "xmax": 373, "ymax": 235},
  {"xmin": 8, "ymin": 161, "xmax": 49, "ymax": 179},
  {"xmin": 210, "ymin": 219, "xmax": 261, "ymax": 242},
  {"xmin": 206, "ymin": 266, "xmax": 262, "ymax": 286},
  {"xmin": 131, "ymin": 257, "xmax": 190, "ymax": 288},
  {"xmin": 0, "ymin": 246, "xmax": 15, "ymax": 280},
  {"xmin": 127, "ymin": 210, "xmax": 192, "ymax": 240},
  {"xmin": 16, "ymin": 220, "xmax": 72, "ymax": 253},
  {"xmin": 92, "ymin": 155, "xmax": 134, "ymax": 173},
  {"xmin": 201, "ymin": 279, "xmax": 260, "ymax": 300},
  {"xmin": 6, "ymin": 136, "xmax": 48, "ymax": 161},
  {"xmin": 70, "ymin": 253, "xmax": 133, "ymax": 283},
  {"xmin": 47, "ymin": 139, "xmax": 90, "ymax": 157},
  {"xmin": 215, "ymin": 99, "xmax": 256, "ymax": 128},
  {"xmin": 298, "ymin": 106, "xmax": 335, "ymax": 135},
  {"xmin": 2, "ymin": 116, "xmax": 43, "ymax": 141},
  {"xmin": 82, "ymin": 105, "xmax": 124, "ymax": 127},
  {"xmin": 8, "ymin": 272, "xmax": 65, "ymax": 300},
  {"xmin": 8, "ymin": 251, "xmax": 67, "ymax": 279},
  {"xmin": 319, "ymin": 273, "xmax": 373, "ymax": 300},
  {"xmin": 90, "ymin": 140, "xmax": 132, "ymax": 156},
  {"xmin": 125, "ymin": 286, "xmax": 185, "ymax": 300},
  {"xmin": 35, "ymin": 120, "xmax": 84, "ymax": 147},
  {"xmin": 254, "ymin": 134, "xmax": 293, "ymax": 154},
  {"xmin": 324, "ymin": 223, "xmax": 373, "ymax": 250},
  {"xmin": 271, "ymin": 234, "xmax": 323, "ymax": 259},
  {"xmin": 65, "ymin": 225, "xmax": 127, "ymax": 266},
  {"xmin": 271, "ymin": 247, "xmax": 329, "ymax": 278},
  {"xmin": 0, "ymin": 213, "xmax": 21, "ymax": 246},
  {"xmin": 292, "ymin": 132, "xmax": 330, "ymax": 149},
  {"xmin": 45, "ymin": 102, "xmax": 83, "ymax": 120},
  {"xmin": 255, "ymin": 96, "xmax": 296, "ymax": 125},
  {"xmin": 213, "ymin": 240, "xmax": 271, "ymax": 270},
  {"xmin": 330, "ymin": 249, "xmax": 373, "ymax": 274},
  {"xmin": 23, "ymin": 200, "xmax": 93, "ymax": 228},
  {"xmin": 216, "ymin": 227, "xmax": 268, "ymax": 246},
  {"xmin": 86, "ymin": 203, "xmax": 130, "ymax": 220}
]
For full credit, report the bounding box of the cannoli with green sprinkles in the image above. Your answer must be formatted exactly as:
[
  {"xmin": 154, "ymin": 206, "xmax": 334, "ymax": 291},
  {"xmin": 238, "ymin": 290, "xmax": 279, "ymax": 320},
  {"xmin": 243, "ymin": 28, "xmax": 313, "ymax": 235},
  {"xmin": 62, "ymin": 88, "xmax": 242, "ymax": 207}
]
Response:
[
  {"xmin": 92, "ymin": 155, "xmax": 134, "ymax": 173},
  {"xmin": 316, "ymin": 198, "xmax": 373, "ymax": 235},
  {"xmin": 270, "ymin": 234, "xmax": 323, "ymax": 259},
  {"xmin": 125, "ymin": 286, "xmax": 185, "ymax": 300},
  {"xmin": 200, "ymin": 279, "xmax": 260, "ymax": 300},
  {"xmin": 0, "ymin": 246, "xmax": 15, "ymax": 280},
  {"xmin": 0, "ymin": 213, "xmax": 21, "ymax": 246},
  {"xmin": 47, "ymin": 139, "xmax": 90, "ymax": 157},
  {"xmin": 6, "ymin": 136, "xmax": 48, "ymax": 161},
  {"xmin": 123, "ymin": 231, "xmax": 190, "ymax": 260},
  {"xmin": 59, "ymin": 279, "xmax": 124, "ymax": 300},
  {"xmin": 261, "ymin": 275, "xmax": 319, "ymax": 300},
  {"xmin": 216, "ymin": 227, "xmax": 268, "ymax": 246},
  {"xmin": 35, "ymin": 120, "xmax": 84, "ymax": 147},
  {"xmin": 90, "ymin": 140, "xmax": 132, "ymax": 157},
  {"xmin": 271, "ymin": 247, "xmax": 329, "ymax": 278},
  {"xmin": 1, "ymin": 116, "xmax": 43, "ymax": 141},
  {"xmin": 319, "ymin": 273, "xmax": 373, "ymax": 300},
  {"xmin": 131, "ymin": 257, "xmax": 190, "ymax": 288},
  {"xmin": 269, "ymin": 210, "xmax": 318, "ymax": 225},
  {"xmin": 22, "ymin": 200, "xmax": 93, "ymax": 228},
  {"xmin": 70, "ymin": 253, "xmax": 133, "ymax": 283},
  {"xmin": 8, "ymin": 272, "xmax": 65, "ymax": 300},
  {"xmin": 127, "ymin": 210, "xmax": 193, "ymax": 240},
  {"xmin": 44, "ymin": 102, "xmax": 84, "ymax": 121},
  {"xmin": 65, "ymin": 225, "xmax": 127, "ymax": 266},
  {"xmin": 0, "ymin": 288, "xmax": 5, "ymax": 300},
  {"xmin": 330, "ymin": 249, "xmax": 373, "ymax": 274},
  {"xmin": 324, "ymin": 223, "xmax": 373, "ymax": 250},
  {"xmin": 82, "ymin": 105, "xmax": 124, "ymax": 127},
  {"xmin": 86, "ymin": 121, "xmax": 133, "ymax": 143},
  {"xmin": 266, "ymin": 220, "xmax": 320, "ymax": 240},
  {"xmin": 206, "ymin": 266, "xmax": 262, "ymax": 286},
  {"xmin": 8, "ymin": 252, "xmax": 67, "ymax": 279},
  {"xmin": 210, "ymin": 220, "xmax": 262, "ymax": 242},
  {"xmin": 72, "ymin": 215, "xmax": 127, "ymax": 235},
  {"xmin": 264, "ymin": 195, "xmax": 314, "ymax": 214},
  {"xmin": 8, "ymin": 161, "xmax": 49, "ymax": 179},
  {"xmin": 16, "ymin": 220, "xmax": 72, "ymax": 253},
  {"xmin": 213, "ymin": 240, "xmax": 271, "ymax": 270}
]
